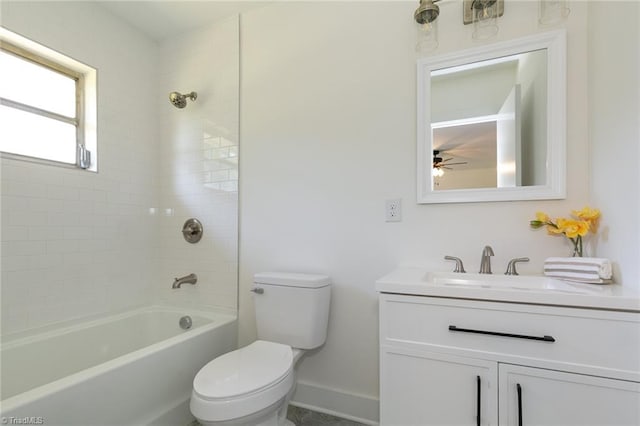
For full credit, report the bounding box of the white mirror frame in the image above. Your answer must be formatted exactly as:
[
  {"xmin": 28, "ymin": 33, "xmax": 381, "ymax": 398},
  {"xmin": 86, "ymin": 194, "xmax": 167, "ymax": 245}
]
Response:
[{"xmin": 417, "ymin": 30, "xmax": 567, "ymax": 204}]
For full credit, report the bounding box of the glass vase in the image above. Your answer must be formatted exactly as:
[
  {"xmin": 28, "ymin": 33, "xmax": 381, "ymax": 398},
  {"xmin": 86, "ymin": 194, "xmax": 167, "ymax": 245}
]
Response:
[{"xmin": 570, "ymin": 236, "xmax": 583, "ymax": 257}]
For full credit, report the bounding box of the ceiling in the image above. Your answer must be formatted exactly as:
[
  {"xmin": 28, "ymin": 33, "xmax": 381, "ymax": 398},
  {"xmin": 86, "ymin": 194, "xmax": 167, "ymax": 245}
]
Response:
[
  {"xmin": 97, "ymin": 1, "xmax": 269, "ymax": 41},
  {"xmin": 433, "ymin": 121, "xmax": 497, "ymax": 171}
]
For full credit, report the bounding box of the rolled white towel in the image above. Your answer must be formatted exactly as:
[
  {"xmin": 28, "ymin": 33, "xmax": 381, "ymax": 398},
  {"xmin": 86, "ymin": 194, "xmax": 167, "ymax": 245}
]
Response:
[{"xmin": 544, "ymin": 257, "xmax": 612, "ymax": 280}]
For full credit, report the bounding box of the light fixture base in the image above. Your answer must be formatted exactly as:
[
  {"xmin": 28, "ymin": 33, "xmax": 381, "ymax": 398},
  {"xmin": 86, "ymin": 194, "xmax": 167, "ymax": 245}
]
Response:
[{"xmin": 463, "ymin": 0, "xmax": 504, "ymax": 25}]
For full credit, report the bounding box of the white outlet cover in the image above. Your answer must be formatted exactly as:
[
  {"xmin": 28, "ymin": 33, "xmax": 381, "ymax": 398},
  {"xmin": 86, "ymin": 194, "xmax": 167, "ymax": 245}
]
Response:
[{"xmin": 385, "ymin": 199, "xmax": 402, "ymax": 222}]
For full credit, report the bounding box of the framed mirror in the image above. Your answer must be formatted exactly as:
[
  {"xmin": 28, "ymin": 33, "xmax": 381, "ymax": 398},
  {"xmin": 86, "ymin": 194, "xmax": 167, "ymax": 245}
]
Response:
[{"xmin": 417, "ymin": 30, "xmax": 566, "ymax": 204}]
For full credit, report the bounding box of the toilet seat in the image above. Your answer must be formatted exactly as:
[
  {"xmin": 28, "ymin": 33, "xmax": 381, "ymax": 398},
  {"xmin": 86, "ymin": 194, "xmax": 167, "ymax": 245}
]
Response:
[{"xmin": 190, "ymin": 340, "xmax": 295, "ymax": 422}]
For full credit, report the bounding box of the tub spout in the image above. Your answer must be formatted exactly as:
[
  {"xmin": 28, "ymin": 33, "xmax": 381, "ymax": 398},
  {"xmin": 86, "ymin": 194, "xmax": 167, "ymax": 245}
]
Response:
[{"xmin": 173, "ymin": 273, "xmax": 197, "ymax": 289}]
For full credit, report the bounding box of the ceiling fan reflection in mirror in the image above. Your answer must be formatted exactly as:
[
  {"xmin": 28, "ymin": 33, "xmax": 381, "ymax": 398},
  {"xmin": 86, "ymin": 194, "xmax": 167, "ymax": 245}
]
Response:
[{"xmin": 432, "ymin": 150, "xmax": 467, "ymax": 177}]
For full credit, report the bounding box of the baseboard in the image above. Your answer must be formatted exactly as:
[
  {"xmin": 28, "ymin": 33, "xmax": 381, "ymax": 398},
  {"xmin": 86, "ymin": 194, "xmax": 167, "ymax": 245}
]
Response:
[{"xmin": 290, "ymin": 380, "xmax": 379, "ymax": 425}]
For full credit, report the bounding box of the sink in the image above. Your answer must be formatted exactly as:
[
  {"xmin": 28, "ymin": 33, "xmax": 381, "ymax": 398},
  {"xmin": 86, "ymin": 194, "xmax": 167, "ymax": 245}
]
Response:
[
  {"xmin": 425, "ymin": 271, "xmax": 604, "ymax": 295},
  {"xmin": 375, "ymin": 267, "xmax": 639, "ymax": 311}
]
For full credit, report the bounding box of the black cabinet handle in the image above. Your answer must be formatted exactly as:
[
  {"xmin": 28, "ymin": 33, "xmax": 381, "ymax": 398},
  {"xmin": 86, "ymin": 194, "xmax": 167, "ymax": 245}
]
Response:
[
  {"xmin": 517, "ymin": 383, "xmax": 523, "ymax": 426},
  {"xmin": 476, "ymin": 375, "xmax": 481, "ymax": 426},
  {"xmin": 449, "ymin": 325, "xmax": 555, "ymax": 342}
]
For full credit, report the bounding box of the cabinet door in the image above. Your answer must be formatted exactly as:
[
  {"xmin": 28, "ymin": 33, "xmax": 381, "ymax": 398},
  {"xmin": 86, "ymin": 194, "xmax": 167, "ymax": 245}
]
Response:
[
  {"xmin": 499, "ymin": 364, "xmax": 640, "ymax": 426},
  {"xmin": 380, "ymin": 346, "xmax": 498, "ymax": 425}
]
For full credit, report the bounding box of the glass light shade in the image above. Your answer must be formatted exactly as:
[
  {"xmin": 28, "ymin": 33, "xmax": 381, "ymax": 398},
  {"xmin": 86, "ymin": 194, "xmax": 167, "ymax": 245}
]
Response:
[
  {"xmin": 432, "ymin": 167, "xmax": 444, "ymax": 177},
  {"xmin": 472, "ymin": 2, "xmax": 499, "ymax": 40},
  {"xmin": 416, "ymin": 20, "xmax": 439, "ymax": 53},
  {"xmin": 539, "ymin": 0, "xmax": 570, "ymax": 25}
]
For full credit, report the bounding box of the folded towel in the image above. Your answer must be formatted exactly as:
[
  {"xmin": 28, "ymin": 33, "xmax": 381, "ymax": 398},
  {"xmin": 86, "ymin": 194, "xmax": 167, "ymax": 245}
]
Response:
[
  {"xmin": 544, "ymin": 257, "xmax": 612, "ymax": 280},
  {"xmin": 544, "ymin": 270, "xmax": 613, "ymax": 284}
]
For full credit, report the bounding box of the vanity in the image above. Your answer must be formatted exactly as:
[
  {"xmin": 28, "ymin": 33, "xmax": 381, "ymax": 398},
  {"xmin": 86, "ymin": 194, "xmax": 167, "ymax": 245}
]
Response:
[{"xmin": 376, "ymin": 268, "xmax": 640, "ymax": 425}]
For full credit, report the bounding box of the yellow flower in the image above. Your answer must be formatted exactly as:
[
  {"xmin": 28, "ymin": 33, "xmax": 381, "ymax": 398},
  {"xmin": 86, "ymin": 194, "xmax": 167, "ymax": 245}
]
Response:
[
  {"xmin": 572, "ymin": 206, "xmax": 601, "ymax": 221},
  {"xmin": 535, "ymin": 211, "xmax": 550, "ymax": 222},
  {"xmin": 557, "ymin": 218, "xmax": 590, "ymax": 239},
  {"xmin": 530, "ymin": 211, "xmax": 553, "ymax": 230},
  {"xmin": 546, "ymin": 219, "xmax": 564, "ymax": 235},
  {"xmin": 572, "ymin": 206, "xmax": 601, "ymax": 233}
]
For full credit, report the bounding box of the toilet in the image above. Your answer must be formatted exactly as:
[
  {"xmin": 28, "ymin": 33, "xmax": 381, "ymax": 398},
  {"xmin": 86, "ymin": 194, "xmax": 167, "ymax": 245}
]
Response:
[{"xmin": 190, "ymin": 272, "xmax": 331, "ymax": 426}]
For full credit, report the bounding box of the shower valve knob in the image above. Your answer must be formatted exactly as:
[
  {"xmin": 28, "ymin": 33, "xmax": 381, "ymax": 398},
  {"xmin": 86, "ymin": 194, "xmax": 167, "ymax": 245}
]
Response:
[{"xmin": 181, "ymin": 218, "xmax": 203, "ymax": 243}]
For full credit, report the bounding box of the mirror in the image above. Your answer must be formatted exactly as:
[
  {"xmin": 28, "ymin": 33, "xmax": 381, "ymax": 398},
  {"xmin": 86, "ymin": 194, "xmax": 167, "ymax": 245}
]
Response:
[{"xmin": 417, "ymin": 30, "xmax": 566, "ymax": 203}]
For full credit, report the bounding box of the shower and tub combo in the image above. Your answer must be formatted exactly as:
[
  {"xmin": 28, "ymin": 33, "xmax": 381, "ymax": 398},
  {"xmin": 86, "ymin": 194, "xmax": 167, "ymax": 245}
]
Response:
[{"xmin": 0, "ymin": 89, "xmax": 237, "ymax": 425}]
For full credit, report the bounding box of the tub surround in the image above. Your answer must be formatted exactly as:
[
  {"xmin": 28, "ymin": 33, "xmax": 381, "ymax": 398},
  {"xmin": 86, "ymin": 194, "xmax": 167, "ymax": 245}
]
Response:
[
  {"xmin": 0, "ymin": 0, "xmax": 240, "ymax": 336},
  {"xmin": 0, "ymin": 0, "xmax": 159, "ymax": 334}
]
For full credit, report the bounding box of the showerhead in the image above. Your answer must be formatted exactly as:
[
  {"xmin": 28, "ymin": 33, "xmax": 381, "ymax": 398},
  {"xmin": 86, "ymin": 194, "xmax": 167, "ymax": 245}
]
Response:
[{"xmin": 169, "ymin": 91, "xmax": 197, "ymax": 109}]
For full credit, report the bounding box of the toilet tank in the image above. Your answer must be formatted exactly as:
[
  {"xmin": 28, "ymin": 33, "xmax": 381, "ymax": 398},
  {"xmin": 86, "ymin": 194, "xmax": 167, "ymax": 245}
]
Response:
[{"xmin": 253, "ymin": 272, "xmax": 331, "ymax": 350}]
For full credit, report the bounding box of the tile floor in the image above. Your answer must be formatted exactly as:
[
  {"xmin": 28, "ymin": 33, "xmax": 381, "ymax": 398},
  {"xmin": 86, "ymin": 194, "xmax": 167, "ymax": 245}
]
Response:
[
  {"xmin": 190, "ymin": 405, "xmax": 366, "ymax": 426},
  {"xmin": 287, "ymin": 406, "xmax": 366, "ymax": 426}
]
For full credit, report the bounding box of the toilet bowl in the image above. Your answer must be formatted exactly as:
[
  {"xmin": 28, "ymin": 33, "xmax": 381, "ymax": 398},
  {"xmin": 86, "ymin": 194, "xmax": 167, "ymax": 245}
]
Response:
[
  {"xmin": 190, "ymin": 272, "xmax": 331, "ymax": 426},
  {"xmin": 190, "ymin": 341, "xmax": 304, "ymax": 426}
]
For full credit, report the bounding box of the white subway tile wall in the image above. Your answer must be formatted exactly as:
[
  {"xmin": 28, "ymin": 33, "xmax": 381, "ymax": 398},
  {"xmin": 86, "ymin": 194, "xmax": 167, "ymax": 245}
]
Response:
[
  {"xmin": 0, "ymin": 3, "xmax": 239, "ymax": 334},
  {"xmin": 154, "ymin": 17, "xmax": 239, "ymax": 314},
  {"xmin": 1, "ymin": 159, "xmax": 157, "ymax": 333}
]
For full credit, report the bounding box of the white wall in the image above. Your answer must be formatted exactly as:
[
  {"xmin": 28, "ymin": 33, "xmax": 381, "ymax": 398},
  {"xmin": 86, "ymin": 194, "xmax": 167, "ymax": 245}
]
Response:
[
  {"xmin": 588, "ymin": 1, "xmax": 640, "ymax": 285},
  {"xmin": 437, "ymin": 166, "xmax": 496, "ymax": 190},
  {"xmin": 432, "ymin": 63, "xmax": 517, "ymax": 122},
  {"xmin": 518, "ymin": 49, "xmax": 547, "ymax": 185},
  {"xmin": 0, "ymin": 1, "xmax": 159, "ymax": 334},
  {"xmin": 154, "ymin": 17, "xmax": 239, "ymax": 313},
  {"xmin": 239, "ymin": 1, "xmax": 606, "ymax": 422}
]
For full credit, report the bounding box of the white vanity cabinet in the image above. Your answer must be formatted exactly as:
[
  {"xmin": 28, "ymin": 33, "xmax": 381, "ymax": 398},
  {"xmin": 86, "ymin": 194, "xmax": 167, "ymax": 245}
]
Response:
[
  {"xmin": 381, "ymin": 348, "xmax": 498, "ymax": 425},
  {"xmin": 498, "ymin": 364, "xmax": 640, "ymax": 426},
  {"xmin": 379, "ymin": 293, "xmax": 640, "ymax": 426}
]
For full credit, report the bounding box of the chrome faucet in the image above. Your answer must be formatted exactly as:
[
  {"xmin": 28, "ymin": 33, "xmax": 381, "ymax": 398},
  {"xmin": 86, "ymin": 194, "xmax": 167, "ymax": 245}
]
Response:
[
  {"xmin": 172, "ymin": 273, "xmax": 197, "ymax": 289},
  {"xmin": 444, "ymin": 256, "xmax": 466, "ymax": 273},
  {"xmin": 479, "ymin": 246, "xmax": 494, "ymax": 274},
  {"xmin": 505, "ymin": 257, "xmax": 530, "ymax": 276}
]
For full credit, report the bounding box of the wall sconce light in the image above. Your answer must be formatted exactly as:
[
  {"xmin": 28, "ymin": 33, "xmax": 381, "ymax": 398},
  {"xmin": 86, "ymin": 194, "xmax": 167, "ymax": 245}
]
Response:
[
  {"xmin": 539, "ymin": 0, "xmax": 570, "ymax": 25},
  {"xmin": 463, "ymin": 0, "xmax": 504, "ymax": 40},
  {"xmin": 414, "ymin": 0, "xmax": 440, "ymax": 52}
]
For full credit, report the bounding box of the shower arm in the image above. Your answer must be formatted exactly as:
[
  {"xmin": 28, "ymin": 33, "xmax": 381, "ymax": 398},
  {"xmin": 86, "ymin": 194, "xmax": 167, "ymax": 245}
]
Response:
[{"xmin": 183, "ymin": 91, "xmax": 197, "ymax": 101}]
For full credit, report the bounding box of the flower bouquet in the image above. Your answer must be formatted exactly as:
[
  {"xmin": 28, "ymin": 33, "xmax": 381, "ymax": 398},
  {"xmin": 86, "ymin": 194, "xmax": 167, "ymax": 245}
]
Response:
[{"xmin": 530, "ymin": 207, "xmax": 601, "ymax": 257}]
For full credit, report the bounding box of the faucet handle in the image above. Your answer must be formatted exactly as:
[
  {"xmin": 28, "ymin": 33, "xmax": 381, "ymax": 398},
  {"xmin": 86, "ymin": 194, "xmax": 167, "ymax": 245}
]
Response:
[
  {"xmin": 505, "ymin": 257, "xmax": 530, "ymax": 276},
  {"xmin": 444, "ymin": 256, "xmax": 466, "ymax": 273}
]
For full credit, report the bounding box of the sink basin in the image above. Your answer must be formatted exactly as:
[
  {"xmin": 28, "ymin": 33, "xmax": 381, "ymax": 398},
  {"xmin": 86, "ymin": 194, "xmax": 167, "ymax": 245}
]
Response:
[
  {"xmin": 375, "ymin": 267, "xmax": 639, "ymax": 311},
  {"xmin": 426, "ymin": 271, "xmax": 604, "ymax": 295}
]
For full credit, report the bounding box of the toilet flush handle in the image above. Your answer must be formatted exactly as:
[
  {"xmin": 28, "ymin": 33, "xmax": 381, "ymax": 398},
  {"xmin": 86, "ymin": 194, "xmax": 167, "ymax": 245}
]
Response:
[{"xmin": 250, "ymin": 287, "xmax": 264, "ymax": 294}]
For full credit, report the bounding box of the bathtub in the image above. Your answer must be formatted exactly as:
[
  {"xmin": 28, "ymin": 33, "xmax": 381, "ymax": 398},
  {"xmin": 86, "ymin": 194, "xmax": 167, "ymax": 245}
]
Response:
[{"xmin": 0, "ymin": 306, "xmax": 237, "ymax": 426}]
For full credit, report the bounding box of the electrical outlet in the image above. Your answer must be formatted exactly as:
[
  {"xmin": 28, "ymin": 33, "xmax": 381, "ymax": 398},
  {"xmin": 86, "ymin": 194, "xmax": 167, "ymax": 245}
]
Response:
[{"xmin": 385, "ymin": 199, "xmax": 402, "ymax": 222}]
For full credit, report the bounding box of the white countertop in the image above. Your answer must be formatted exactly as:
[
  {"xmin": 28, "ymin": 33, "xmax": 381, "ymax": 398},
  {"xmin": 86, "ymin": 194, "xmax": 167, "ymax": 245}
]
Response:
[{"xmin": 376, "ymin": 267, "xmax": 640, "ymax": 312}]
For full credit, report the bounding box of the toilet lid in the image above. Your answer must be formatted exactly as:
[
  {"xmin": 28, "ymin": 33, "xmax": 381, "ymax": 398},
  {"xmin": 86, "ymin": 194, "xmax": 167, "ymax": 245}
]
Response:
[{"xmin": 193, "ymin": 340, "xmax": 293, "ymax": 400}]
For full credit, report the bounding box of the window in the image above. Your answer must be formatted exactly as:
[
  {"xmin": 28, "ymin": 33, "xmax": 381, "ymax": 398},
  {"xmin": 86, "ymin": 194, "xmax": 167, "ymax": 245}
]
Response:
[{"xmin": 0, "ymin": 29, "xmax": 96, "ymax": 170}]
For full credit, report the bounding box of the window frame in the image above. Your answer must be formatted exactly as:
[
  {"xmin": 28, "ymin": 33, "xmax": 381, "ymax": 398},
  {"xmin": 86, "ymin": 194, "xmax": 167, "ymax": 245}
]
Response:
[{"xmin": 0, "ymin": 31, "xmax": 96, "ymax": 171}]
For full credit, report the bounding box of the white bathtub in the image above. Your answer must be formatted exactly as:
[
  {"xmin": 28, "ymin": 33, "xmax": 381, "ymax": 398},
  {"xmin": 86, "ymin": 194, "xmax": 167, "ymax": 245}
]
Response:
[{"xmin": 0, "ymin": 306, "xmax": 237, "ymax": 426}]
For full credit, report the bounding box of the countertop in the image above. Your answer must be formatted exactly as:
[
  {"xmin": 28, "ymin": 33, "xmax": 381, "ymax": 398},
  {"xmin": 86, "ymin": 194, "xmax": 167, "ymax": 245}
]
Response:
[{"xmin": 375, "ymin": 267, "xmax": 640, "ymax": 312}]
